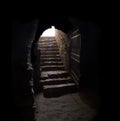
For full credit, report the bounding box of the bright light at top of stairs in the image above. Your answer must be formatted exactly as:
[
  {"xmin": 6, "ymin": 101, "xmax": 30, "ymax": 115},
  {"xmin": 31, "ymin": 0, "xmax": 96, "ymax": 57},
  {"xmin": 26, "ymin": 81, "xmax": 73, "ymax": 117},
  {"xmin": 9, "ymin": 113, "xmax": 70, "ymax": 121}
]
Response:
[{"xmin": 41, "ymin": 26, "xmax": 55, "ymax": 37}]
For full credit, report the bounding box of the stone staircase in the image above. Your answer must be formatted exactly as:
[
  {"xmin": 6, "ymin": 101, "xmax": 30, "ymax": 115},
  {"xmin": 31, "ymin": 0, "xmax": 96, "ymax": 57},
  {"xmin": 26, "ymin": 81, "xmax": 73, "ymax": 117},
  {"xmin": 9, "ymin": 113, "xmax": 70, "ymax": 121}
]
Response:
[{"xmin": 39, "ymin": 37, "xmax": 77, "ymax": 98}]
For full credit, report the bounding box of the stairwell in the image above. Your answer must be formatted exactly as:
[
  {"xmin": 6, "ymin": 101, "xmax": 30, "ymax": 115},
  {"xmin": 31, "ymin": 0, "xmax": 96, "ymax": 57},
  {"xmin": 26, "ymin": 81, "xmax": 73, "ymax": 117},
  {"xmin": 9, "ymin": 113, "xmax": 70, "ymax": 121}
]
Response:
[{"xmin": 38, "ymin": 37, "xmax": 78, "ymax": 98}]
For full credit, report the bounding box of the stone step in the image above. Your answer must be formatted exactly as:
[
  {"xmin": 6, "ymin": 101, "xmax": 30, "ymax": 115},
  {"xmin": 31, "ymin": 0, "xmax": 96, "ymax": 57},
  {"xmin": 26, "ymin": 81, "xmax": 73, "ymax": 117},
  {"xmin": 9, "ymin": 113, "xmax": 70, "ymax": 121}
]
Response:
[
  {"xmin": 39, "ymin": 48, "xmax": 59, "ymax": 51},
  {"xmin": 39, "ymin": 44, "xmax": 57, "ymax": 47},
  {"xmin": 40, "ymin": 54, "xmax": 60, "ymax": 58},
  {"xmin": 41, "ymin": 71, "xmax": 70, "ymax": 80},
  {"xmin": 40, "ymin": 38, "xmax": 55, "ymax": 40},
  {"xmin": 39, "ymin": 44, "xmax": 58, "ymax": 48},
  {"xmin": 40, "ymin": 77, "xmax": 73, "ymax": 85},
  {"xmin": 39, "ymin": 45, "xmax": 58, "ymax": 48},
  {"xmin": 43, "ymin": 83, "xmax": 77, "ymax": 98},
  {"xmin": 39, "ymin": 44, "xmax": 58, "ymax": 47},
  {"xmin": 40, "ymin": 51, "xmax": 59, "ymax": 55},
  {"xmin": 40, "ymin": 61, "xmax": 63, "ymax": 66},
  {"xmin": 38, "ymin": 42, "xmax": 57, "ymax": 45},
  {"xmin": 39, "ymin": 40, "xmax": 56, "ymax": 43},
  {"xmin": 40, "ymin": 65, "xmax": 64, "ymax": 71},
  {"xmin": 39, "ymin": 39, "xmax": 56, "ymax": 43},
  {"xmin": 40, "ymin": 57, "xmax": 61, "ymax": 62}
]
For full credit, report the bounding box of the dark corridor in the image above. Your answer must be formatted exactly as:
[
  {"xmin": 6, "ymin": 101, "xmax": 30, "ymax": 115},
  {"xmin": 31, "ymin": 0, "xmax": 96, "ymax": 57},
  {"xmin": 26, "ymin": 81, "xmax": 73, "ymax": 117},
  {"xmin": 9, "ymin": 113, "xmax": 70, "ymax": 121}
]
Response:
[{"xmin": 11, "ymin": 15, "xmax": 104, "ymax": 121}]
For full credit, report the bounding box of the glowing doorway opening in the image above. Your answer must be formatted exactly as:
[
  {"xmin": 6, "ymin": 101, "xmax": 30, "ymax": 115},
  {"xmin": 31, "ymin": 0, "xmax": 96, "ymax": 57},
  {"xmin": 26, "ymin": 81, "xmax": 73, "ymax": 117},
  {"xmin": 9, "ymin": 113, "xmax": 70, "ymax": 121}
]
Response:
[{"xmin": 41, "ymin": 26, "xmax": 55, "ymax": 37}]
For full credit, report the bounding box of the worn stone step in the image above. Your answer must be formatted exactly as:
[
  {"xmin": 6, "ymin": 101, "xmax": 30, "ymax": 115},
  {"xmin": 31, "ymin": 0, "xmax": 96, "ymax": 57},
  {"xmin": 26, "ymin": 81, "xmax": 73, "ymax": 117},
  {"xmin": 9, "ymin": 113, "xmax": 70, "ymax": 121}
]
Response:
[
  {"xmin": 39, "ymin": 48, "xmax": 59, "ymax": 51},
  {"xmin": 39, "ymin": 41, "xmax": 57, "ymax": 44},
  {"xmin": 38, "ymin": 42, "xmax": 57, "ymax": 45},
  {"xmin": 39, "ymin": 44, "xmax": 58, "ymax": 47},
  {"xmin": 41, "ymin": 54, "xmax": 60, "ymax": 56},
  {"xmin": 39, "ymin": 40, "xmax": 56, "ymax": 43},
  {"xmin": 40, "ymin": 57, "xmax": 61, "ymax": 61},
  {"xmin": 39, "ymin": 45, "xmax": 58, "ymax": 48},
  {"xmin": 43, "ymin": 83, "xmax": 77, "ymax": 98},
  {"xmin": 40, "ymin": 65, "xmax": 64, "ymax": 71},
  {"xmin": 41, "ymin": 71, "xmax": 70, "ymax": 80},
  {"xmin": 40, "ymin": 38, "xmax": 55, "ymax": 40},
  {"xmin": 40, "ymin": 48, "xmax": 58, "ymax": 51},
  {"xmin": 40, "ymin": 57, "xmax": 61, "ymax": 62},
  {"xmin": 39, "ymin": 48, "xmax": 59, "ymax": 52},
  {"xmin": 40, "ymin": 77, "xmax": 73, "ymax": 85},
  {"xmin": 40, "ymin": 54, "xmax": 60, "ymax": 58},
  {"xmin": 39, "ymin": 39, "xmax": 56, "ymax": 42},
  {"xmin": 39, "ymin": 44, "xmax": 58, "ymax": 48},
  {"xmin": 40, "ymin": 61, "xmax": 63, "ymax": 66},
  {"xmin": 40, "ymin": 51, "xmax": 59, "ymax": 55}
]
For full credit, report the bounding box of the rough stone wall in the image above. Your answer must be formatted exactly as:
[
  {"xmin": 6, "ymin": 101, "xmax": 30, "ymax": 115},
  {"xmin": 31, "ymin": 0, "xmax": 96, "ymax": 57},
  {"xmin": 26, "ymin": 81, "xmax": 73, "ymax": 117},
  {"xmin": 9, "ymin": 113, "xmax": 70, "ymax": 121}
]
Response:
[
  {"xmin": 12, "ymin": 19, "xmax": 38, "ymax": 95},
  {"xmin": 32, "ymin": 37, "xmax": 42, "ymax": 93},
  {"xmin": 55, "ymin": 29, "xmax": 70, "ymax": 71},
  {"xmin": 12, "ymin": 19, "xmax": 39, "ymax": 121}
]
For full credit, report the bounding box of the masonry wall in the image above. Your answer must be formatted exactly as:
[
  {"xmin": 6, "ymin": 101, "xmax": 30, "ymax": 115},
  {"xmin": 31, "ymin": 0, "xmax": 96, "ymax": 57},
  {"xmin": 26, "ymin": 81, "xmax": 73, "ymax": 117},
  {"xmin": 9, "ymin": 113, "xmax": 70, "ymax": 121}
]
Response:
[
  {"xmin": 68, "ymin": 28, "xmax": 81, "ymax": 86},
  {"xmin": 55, "ymin": 29, "xmax": 70, "ymax": 71}
]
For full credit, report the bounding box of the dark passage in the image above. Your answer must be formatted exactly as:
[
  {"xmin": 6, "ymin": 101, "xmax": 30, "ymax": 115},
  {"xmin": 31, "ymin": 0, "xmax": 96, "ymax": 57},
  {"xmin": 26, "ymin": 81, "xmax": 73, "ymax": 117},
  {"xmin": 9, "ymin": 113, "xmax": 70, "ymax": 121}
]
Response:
[
  {"xmin": 34, "ymin": 37, "xmax": 96, "ymax": 121},
  {"xmin": 11, "ymin": 15, "xmax": 104, "ymax": 121}
]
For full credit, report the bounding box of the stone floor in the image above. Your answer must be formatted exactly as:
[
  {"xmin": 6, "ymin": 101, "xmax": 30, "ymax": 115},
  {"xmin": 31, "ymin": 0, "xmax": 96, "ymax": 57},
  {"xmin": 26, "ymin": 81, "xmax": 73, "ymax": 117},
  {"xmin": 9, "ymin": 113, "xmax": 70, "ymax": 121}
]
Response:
[{"xmin": 34, "ymin": 92, "xmax": 97, "ymax": 121}]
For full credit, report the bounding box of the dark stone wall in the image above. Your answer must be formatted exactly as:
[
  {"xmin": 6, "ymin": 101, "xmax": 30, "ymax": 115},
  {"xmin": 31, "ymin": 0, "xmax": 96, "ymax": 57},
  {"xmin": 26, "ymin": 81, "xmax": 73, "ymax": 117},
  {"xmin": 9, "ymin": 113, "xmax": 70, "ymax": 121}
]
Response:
[
  {"xmin": 68, "ymin": 18, "xmax": 101, "ymax": 93},
  {"xmin": 68, "ymin": 28, "xmax": 81, "ymax": 85},
  {"xmin": 12, "ymin": 19, "xmax": 39, "ymax": 121},
  {"xmin": 80, "ymin": 22, "xmax": 101, "ymax": 91},
  {"xmin": 12, "ymin": 19, "xmax": 38, "ymax": 95}
]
